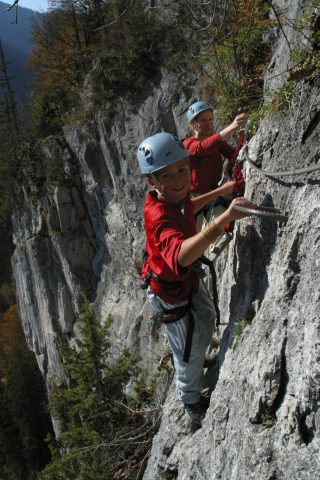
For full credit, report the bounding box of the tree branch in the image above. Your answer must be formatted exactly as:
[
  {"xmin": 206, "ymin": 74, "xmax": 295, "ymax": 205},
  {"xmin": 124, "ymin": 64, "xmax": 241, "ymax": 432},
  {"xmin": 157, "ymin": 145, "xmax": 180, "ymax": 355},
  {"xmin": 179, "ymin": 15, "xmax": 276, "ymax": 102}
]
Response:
[
  {"xmin": 3, "ymin": 0, "xmax": 19, "ymax": 12},
  {"xmin": 94, "ymin": 0, "xmax": 135, "ymax": 31}
]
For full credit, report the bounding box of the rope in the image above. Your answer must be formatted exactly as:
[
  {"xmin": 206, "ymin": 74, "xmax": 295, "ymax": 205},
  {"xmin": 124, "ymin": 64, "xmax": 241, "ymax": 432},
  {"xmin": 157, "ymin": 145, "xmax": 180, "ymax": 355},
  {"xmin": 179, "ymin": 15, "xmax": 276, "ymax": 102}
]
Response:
[{"xmin": 246, "ymin": 153, "xmax": 320, "ymax": 177}]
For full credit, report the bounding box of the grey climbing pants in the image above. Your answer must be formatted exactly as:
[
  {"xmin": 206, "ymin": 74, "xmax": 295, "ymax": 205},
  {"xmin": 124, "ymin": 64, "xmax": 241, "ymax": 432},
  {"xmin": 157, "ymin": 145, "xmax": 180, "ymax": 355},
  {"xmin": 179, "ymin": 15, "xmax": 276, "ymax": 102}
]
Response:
[{"xmin": 147, "ymin": 280, "xmax": 216, "ymax": 404}]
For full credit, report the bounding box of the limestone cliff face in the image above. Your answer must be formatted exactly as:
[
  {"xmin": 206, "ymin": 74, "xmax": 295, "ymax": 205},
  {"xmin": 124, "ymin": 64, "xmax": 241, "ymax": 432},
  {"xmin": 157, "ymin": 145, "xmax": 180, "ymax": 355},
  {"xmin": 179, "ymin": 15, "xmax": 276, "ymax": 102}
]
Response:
[
  {"xmin": 143, "ymin": 87, "xmax": 320, "ymax": 479},
  {"xmin": 142, "ymin": 1, "xmax": 320, "ymax": 478},
  {"xmin": 12, "ymin": 72, "xmax": 190, "ymax": 382},
  {"xmin": 11, "ymin": 0, "xmax": 320, "ymax": 478}
]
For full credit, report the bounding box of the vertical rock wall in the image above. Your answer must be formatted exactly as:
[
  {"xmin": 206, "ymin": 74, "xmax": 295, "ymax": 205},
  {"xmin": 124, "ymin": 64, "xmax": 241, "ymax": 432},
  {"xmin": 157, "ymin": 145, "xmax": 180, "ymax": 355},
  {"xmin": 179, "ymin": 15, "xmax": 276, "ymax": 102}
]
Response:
[
  {"xmin": 143, "ymin": 79, "xmax": 320, "ymax": 480},
  {"xmin": 143, "ymin": 1, "xmax": 320, "ymax": 478},
  {"xmin": 11, "ymin": 72, "xmax": 192, "ymax": 383},
  {"xmin": 11, "ymin": 0, "xmax": 320, "ymax": 477}
]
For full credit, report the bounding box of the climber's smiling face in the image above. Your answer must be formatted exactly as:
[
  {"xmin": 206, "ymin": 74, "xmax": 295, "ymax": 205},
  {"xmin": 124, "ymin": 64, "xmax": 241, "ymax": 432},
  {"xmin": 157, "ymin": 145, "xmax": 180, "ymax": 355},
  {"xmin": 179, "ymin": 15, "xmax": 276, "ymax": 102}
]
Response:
[
  {"xmin": 149, "ymin": 158, "xmax": 191, "ymax": 205},
  {"xmin": 191, "ymin": 109, "xmax": 214, "ymax": 139}
]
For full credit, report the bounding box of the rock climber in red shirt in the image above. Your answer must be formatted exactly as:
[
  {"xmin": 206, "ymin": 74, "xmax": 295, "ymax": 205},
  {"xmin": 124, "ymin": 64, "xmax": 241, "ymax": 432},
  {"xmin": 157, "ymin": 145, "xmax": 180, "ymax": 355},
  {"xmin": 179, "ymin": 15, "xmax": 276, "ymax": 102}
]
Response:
[
  {"xmin": 137, "ymin": 132, "xmax": 254, "ymax": 426},
  {"xmin": 183, "ymin": 101, "xmax": 248, "ymax": 195}
]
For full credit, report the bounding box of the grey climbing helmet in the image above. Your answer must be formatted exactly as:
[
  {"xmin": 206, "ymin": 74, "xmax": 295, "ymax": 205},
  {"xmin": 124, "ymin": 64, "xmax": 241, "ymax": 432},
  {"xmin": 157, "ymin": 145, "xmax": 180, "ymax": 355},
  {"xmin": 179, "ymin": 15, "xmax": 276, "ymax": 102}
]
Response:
[
  {"xmin": 187, "ymin": 101, "xmax": 212, "ymax": 122},
  {"xmin": 137, "ymin": 132, "xmax": 188, "ymax": 175}
]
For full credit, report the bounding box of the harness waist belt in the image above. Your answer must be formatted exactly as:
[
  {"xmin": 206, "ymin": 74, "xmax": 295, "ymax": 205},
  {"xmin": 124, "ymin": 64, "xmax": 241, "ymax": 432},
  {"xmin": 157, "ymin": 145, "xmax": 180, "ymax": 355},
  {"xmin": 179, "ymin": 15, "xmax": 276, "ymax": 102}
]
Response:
[{"xmin": 162, "ymin": 303, "xmax": 190, "ymax": 324}]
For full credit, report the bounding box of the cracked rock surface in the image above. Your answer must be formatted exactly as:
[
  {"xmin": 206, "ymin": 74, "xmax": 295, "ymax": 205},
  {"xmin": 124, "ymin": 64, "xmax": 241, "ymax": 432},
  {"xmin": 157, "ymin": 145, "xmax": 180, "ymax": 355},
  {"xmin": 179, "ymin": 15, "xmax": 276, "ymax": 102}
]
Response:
[
  {"xmin": 143, "ymin": 1, "xmax": 320, "ymax": 477},
  {"xmin": 143, "ymin": 77, "xmax": 320, "ymax": 477},
  {"xmin": 11, "ymin": 0, "xmax": 320, "ymax": 477}
]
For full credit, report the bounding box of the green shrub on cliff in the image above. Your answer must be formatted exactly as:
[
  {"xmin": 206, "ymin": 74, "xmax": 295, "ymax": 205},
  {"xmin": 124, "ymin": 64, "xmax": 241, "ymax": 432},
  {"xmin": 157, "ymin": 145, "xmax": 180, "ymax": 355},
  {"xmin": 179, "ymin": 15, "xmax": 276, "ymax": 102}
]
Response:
[{"xmin": 39, "ymin": 302, "xmax": 157, "ymax": 480}]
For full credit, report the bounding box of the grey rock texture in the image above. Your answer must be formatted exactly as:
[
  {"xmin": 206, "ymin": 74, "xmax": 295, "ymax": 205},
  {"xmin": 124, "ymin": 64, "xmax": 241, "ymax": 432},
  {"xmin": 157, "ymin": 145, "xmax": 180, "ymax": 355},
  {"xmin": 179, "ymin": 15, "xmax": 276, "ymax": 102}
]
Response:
[
  {"xmin": 11, "ymin": 0, "xmax": 320, "ymax": 478},
  {"xmin": 11, "ymin": 71, "xmax": 191, "ymax": 385},
  {"xmin": 142, "ymin": 1, "xmax": 320, "ymax": 478}
]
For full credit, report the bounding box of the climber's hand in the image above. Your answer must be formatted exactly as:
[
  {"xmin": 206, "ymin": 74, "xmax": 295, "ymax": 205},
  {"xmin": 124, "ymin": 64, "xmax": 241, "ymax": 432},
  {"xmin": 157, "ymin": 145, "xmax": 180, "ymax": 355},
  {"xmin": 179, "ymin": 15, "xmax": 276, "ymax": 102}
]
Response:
[
  {"xmin": 230, "ymin": 112, "xmax": 248, "ymax": 131},
  {"xmin": 223, "ymin": 197, "xmax": 256, "ymax": 222}
]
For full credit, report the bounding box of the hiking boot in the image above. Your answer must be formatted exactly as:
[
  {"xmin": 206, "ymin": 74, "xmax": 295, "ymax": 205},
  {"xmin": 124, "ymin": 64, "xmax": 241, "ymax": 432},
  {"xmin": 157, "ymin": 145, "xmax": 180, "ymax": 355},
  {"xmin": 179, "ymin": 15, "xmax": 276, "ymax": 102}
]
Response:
[
  {"xmin": 199, "ymin": 393, "xmax": 211, "ymax": 410},
  {"xmin": 210, "ymin": 331, "xmax": 220, "ymax": 349},
  {"xmin": 203, "ymin": 353, "xmax": 218, "ymax": 368},
  {"xmin": 184, "ymin": 401, "xmax": 205, "ymax": 426}
]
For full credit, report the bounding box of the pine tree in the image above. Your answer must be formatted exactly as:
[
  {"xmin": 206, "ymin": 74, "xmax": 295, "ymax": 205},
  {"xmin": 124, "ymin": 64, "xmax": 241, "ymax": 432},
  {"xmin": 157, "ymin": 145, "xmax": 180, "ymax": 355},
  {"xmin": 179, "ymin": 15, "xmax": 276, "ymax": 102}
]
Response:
[
  {"xmin": 40, "ymin": 301, "xmax": 156, "ymax": 480},
  {"xmin": 0, "ymin": 37, "xmax": 20, "ymax": 135}
]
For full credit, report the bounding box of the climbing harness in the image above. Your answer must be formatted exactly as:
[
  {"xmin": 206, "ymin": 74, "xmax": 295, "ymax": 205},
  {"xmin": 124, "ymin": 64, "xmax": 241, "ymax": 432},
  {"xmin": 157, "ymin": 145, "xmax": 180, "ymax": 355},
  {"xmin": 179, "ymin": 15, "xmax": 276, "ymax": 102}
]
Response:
[
  {"xmin": 234, "ymin": 205, "xmax": 288, "ymax": 223},
  {"xmin": 160, "ymin": 295, "xmax": 195, "ymax": 363},
  {"xmin": 140, "ymin": 254, "xmax": 220, "ymax": 356},
  {"xmin": 160, "ymin": 303, "xmax": 190, "ymax": 324}
]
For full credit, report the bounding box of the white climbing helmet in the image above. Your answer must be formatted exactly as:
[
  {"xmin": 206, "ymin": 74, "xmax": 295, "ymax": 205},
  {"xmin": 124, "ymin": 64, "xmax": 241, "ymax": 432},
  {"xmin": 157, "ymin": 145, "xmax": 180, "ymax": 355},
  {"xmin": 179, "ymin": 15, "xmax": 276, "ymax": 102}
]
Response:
[
  {"xmin": 187, "ymin": 101, "xmax": 212, "ymax": 122},
  {"xmin": 137, "ymin": 132, "xmax": 188, "ymax": 175}
]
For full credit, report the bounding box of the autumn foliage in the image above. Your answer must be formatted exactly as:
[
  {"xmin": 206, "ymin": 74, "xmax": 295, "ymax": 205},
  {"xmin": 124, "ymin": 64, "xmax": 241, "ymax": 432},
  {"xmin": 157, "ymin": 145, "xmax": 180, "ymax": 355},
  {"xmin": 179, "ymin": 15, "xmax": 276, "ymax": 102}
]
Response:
[
  {"xmin": 29, "ymin": 6, "xmax": 95, "ymax": 91},
  {"xmin": 0, "ymin": 304, "xmax": 23, "ymax": 360}
]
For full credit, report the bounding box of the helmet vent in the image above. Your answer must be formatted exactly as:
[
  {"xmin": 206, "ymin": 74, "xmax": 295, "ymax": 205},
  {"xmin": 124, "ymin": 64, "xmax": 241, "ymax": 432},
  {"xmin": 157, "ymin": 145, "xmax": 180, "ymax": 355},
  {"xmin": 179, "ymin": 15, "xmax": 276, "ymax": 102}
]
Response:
[{"xmin": 140, "ymin": 146, "xmax": 153, "ymax": 165}]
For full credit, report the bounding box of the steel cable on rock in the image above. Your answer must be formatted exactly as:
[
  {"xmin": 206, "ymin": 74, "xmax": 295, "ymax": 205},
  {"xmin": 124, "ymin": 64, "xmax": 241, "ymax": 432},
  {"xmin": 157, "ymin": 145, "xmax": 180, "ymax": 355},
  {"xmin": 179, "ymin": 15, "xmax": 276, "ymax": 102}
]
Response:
[
  {"xmin": 245, "ymin": 152, "xmax": 320, "ymax": 177},
  {"xmin": 234, "ymin": 205, "xmax": 288, "ymax": 223},
  {"xmin": 231, "ymin": 145, "xmax": 320, "ymax": 222}
]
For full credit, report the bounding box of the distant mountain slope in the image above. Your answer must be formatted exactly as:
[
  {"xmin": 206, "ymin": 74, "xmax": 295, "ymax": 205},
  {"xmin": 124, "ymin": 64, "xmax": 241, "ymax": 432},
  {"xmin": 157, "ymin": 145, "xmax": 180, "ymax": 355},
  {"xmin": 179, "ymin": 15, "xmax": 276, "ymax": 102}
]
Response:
[{"xmin": 0, "ymin": 1, "xmax": 40, "ymax": 102}]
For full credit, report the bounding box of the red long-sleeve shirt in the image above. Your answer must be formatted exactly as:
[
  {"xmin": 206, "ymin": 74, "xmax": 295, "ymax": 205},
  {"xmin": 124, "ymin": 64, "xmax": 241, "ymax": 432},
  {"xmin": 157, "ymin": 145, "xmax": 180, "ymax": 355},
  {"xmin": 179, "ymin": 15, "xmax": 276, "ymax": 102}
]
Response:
[
  {"xmin": 141, "ymin": 190, "xmax": 199, "ymax": 304},
  {"xmin": 183, "ymin": 133, "xmax": 235, "ymax": 194}
]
